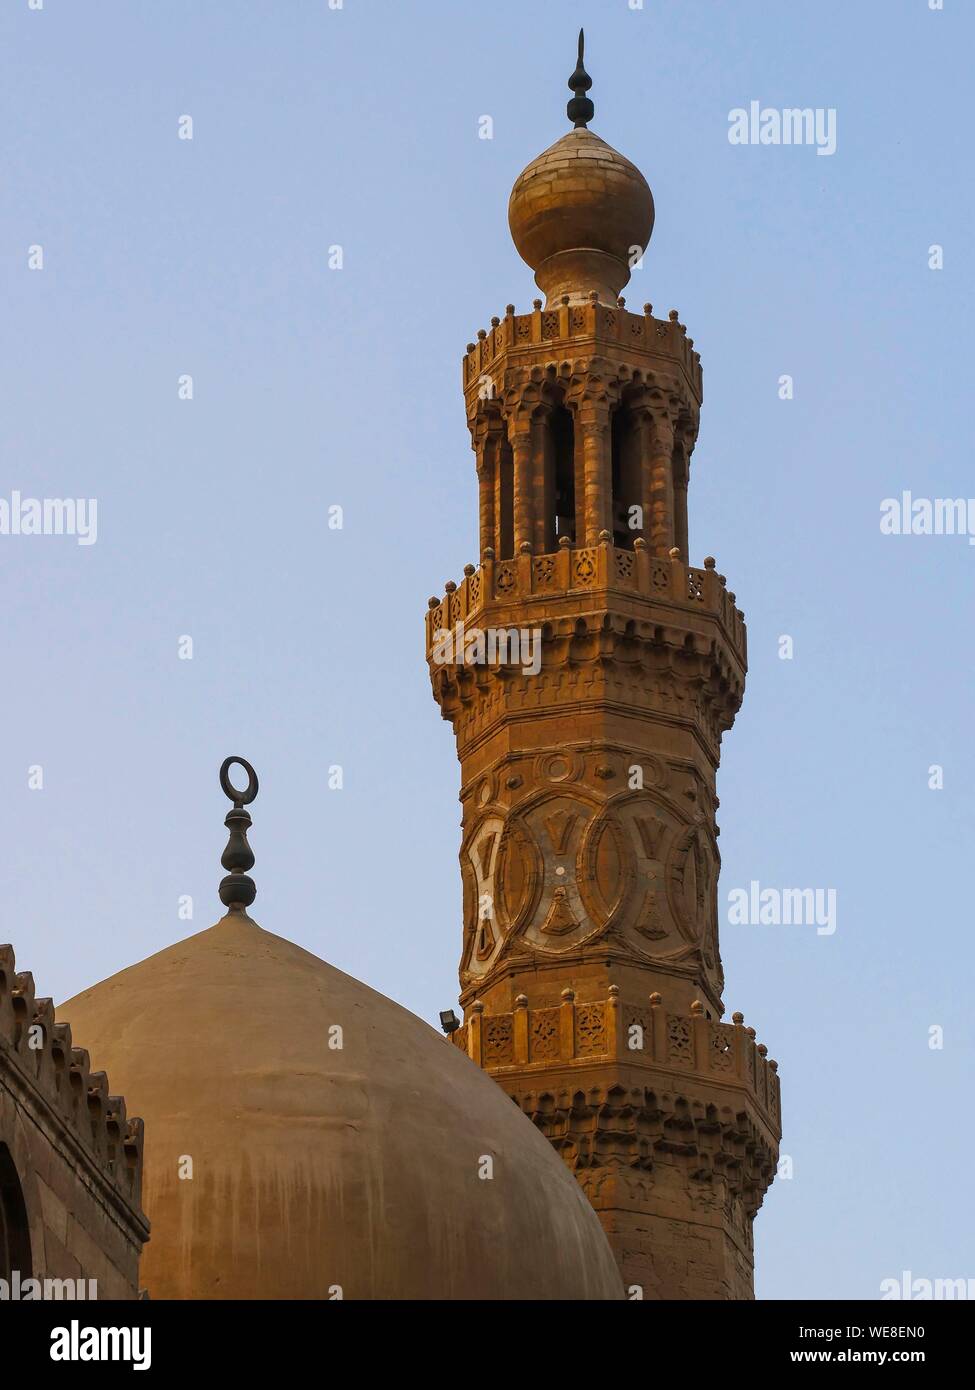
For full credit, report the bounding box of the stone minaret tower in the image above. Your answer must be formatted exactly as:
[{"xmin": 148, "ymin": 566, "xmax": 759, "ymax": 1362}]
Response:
[{"xmin": 427, "ymin": 35, "xmax": 780, "ymax": 1300}]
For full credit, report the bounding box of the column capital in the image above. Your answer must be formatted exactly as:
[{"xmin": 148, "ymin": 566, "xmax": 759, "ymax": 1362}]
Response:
[
  {"xmin": 646, "ymin": 404, "xmax": 680, "ymax": 453},
  {"xmin": 578, "ymin": 417, "xmax": 609, "ymax": 443},
  {"xmin": 674, "ymin": 413, "xmax": 699, "ymax": 456},
  {"xmin": 470, "ymin": 399, "xmax": 505, "ymax": 451},
  {"xmin": 563, "ymin": 368, "xmax": 620, "ymax": 417},
  {"xmin": 571, "ymin": 397, "xmax": 613, "ymax": 432},
  {"xmin": 500, "ymin": 373, "xmax": 558, "ymax": 424},
  {"xmin": 506, "ymin": 413, "xmax": 534, "ymax": 443}
]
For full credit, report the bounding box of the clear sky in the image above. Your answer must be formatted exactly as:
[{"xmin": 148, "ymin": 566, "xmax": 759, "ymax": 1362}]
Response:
[{"xmin": 1, "ymin": 0, "xmax": 972, "ymax": 1301}]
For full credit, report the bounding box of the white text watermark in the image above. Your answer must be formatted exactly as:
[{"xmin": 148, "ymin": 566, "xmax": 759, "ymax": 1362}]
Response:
[
  {"xmin": 880, "ymin": 492, "xmax": 975, "ymax": 544},
  {"xmin": 431, "ymin": 620, "xmax": 542, "ymax": 677},
  {"xmin": 0, "ymin": 491, "xmax": 97, "ymax": 545},
  {"xmin": 728, "ymin": 102, "xmax": 836, "ymax": 156},
  {"xmin": 728, "ymin": 881, "xmax": 836, "ymax": 936}
]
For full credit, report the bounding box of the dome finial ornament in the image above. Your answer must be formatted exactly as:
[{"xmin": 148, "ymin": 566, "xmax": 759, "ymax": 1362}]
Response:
[
  {"xmin": 567, "ymin": 28, "xmax": 594, "ymax": 129},
  {"xmin": 509, "ymin": 35, "xmax": 654, "ymax": 307},
  {"xmin": 218, "ymin": 756, "xmax": 258, "ymax": 911}
]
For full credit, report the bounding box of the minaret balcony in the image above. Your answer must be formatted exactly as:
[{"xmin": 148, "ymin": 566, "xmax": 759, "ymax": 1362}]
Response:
[
  {"xmin": 426, "ymin": 544, "xmax": 746, "ymax": 672},
  {"xmin": 450, "ymin": 990, "xmax": 781, "ymax": 1195},
  {"xmin": 463, "ymin": 299, "xmax": 702, "ymax": 411}
]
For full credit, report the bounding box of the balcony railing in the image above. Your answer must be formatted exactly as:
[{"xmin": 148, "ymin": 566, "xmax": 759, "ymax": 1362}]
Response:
[
  {"xmin": 463, "ymin": 299, "xmax": 702, "ymax": 401},
  {"xmin": 426, "ymin": 545, "xmax": 746, "ymax": 665},
  {"xmin": 451, "ymin": 989, "xmax": 780, "ymax": 1132}
]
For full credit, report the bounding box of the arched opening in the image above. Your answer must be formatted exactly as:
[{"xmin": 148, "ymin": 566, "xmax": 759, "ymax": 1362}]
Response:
[
  {"xmin": 0, "ymin": 1143, "xmax": 32, "ymax": 1283},
  {"xmin": 497, "ymin": 437, "xmax": 514, "ymax": 559},
  {"xmin": 551, "ymin": 405, "xmax": 575, "ymax": 547},
  {"xmin": 672, "ymin": 440, "xmax": 689, "ymax": 562},
  {"xmin": 611, "ymin": 405, "xmax": 643, "ymax": 548}
]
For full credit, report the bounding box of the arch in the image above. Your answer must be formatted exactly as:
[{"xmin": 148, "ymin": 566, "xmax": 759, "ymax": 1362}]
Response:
[
  {"xmin": 611, "ymin": 403, "xmax": 643, "ymax": 548},
  {"xmin": 0, "ymin": 1142, "xmax": 32, "ymax": 1283},
  {"xmin": 672, "ymin": 424, "xmax": 691, "ymax": 562},
  {"xmin": 496, "ymin": 436, "xmax": 514, "ymax": 558},
  {"xmin": 550, "ymin": 404, "xmax": 576, "ymax": 546}
]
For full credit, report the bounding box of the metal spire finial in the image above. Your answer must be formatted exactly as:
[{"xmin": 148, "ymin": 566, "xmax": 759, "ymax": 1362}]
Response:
[
  {"xmin": 218, "ymin": 756, "xmax": 259, "ymax": 911},
  {"xmin": 566, "ymin": 28, "xmax": 594, "ymax": 129}
]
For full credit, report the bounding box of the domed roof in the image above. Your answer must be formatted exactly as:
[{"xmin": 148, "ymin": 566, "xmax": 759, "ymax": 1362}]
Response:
[
  {"xmin": 507, "ymin": 31, "xmax": 654, "ymax": 308},
  {"xmin": 59, "ymin": 910, "xmax": 623, "ymax": 1301},
  {"xmin": 509, "ymin": 127, "xmax": 654, "ymax": 307}
]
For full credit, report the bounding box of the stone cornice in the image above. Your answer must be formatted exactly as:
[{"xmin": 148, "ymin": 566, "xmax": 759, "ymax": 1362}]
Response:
[
  {"xmin": 454, "ymin": 991, "xmax": 780, "ymax": 1139},
  {"xmin": 429, "ymin": 612, "xmax": 745, "ymax": 760},
  {"xmin": 463, "ymin": 300, "xmax": 703, "ymax": 411},
  {"xmin": 452, "ymin": 991, "xmax": 779, "ymax": 1218},
  {"xmin": 0, "ymin": 943, "xmax": 147, "ymax": 1240},
  {"xmin": 426, "ymin": 547, "xmax": 746, "ymax": 672}
]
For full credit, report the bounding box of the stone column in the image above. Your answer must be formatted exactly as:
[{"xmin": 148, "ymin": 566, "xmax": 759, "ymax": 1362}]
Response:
[
  {"xmin": 493, "ymin": 439, "xmax": 508, "ymax": 558},
  {"xmin": 673, "ymin": 425, "xmax": 692, "ymax": 563},
  {"xmin": 648, "ymin": 409, "xmax": 676, "ymax": 558},
  {"xmin": 531, "ymin": 408, "xmax": 554, "ymax": 555},
  {"xmin": 472, "ymin": 411, "xmax": 501, "ymax": 563},
  {"xmin": 573, "ymin": 415, "xmax": 586, "ymax": 547},
  {"xmin": 478, "ymin": 457, "xmax": 495, "ymax": 562},
  {"xmin": 509, "ymin": 418, "xmax": 534, "ymax": 554},
  {"xmin": 577, "ymin": 401, "xmax": 612, "ymax": 545}
]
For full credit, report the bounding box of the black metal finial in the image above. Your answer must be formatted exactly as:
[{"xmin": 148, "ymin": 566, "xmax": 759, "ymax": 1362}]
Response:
[
  {"xmin": 567, "ymin": 28, "xmax": 594, "ymax": 129},
  {"xmin": 218, "ymin": 756, "xmax": 259, "ymax": 910}
]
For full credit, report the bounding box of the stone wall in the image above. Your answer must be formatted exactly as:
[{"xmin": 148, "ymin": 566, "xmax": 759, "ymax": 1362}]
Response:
[{"xmin": 0, "ymin": 943, "xmax": 148, "ymax": 1298}]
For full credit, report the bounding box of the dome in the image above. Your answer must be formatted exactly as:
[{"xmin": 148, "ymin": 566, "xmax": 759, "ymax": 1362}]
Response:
[
  {"xmin": 59, "ymin": 910, "xmax": 623, "ymax": 1301},
  {"xmin": 508, "ymin": 127, "xmax": 654, "ymax": 307}
]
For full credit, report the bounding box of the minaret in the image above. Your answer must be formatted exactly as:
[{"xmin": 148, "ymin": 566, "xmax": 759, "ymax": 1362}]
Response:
[{"xmin": 427, "ymin": 34, "xmax": 780, "ymax": 1300}]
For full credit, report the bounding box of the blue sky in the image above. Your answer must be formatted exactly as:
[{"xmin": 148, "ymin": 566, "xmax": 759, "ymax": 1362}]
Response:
[{"xmin": 1, "ymin": 0, "xmax": 972, "ymax": 1299}]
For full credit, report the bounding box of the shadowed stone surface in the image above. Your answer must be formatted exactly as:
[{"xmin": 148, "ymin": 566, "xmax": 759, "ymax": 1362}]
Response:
[{"xmin": 1, "ymin": 943, "xmax": 147, "ymax": 1298}]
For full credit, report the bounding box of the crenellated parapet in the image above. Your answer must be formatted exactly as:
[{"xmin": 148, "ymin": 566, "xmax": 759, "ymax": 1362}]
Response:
[
  {"xmin": 426, "ymin": 546, "xmax": 746, "ymax": 669},
  {"xmin": 0, "ymin": 942, "xmax": 145, "ymax": 1214},
  {"xmin": 463, "ymin": 298, "xmax": 702, "ymax": 413}
]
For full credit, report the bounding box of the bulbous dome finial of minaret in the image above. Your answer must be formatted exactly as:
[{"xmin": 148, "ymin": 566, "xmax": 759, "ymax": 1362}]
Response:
[
  {"xmin": 508, "ymin": 33, "xmax": 655, "ymax": 308},
  {"xmin": 567, "ymin": 28, "xmax": 594, "ymax": 129},
  {"xmin": 218, "ymin": 756, "xmax": 259, "ymax": 910}
]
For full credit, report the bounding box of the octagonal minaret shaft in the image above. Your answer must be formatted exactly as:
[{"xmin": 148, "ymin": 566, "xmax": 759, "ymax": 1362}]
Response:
[{"xmin": 427, "ymin": 41, "xmax": 781, "ymax": 1301}]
